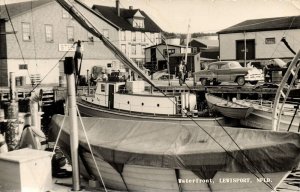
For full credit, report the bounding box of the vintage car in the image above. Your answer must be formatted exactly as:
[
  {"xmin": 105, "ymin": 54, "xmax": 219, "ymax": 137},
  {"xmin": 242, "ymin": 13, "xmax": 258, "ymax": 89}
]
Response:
[{"xmin": 194, "ymin": 61, "xmax": 264, "ymax": 86}]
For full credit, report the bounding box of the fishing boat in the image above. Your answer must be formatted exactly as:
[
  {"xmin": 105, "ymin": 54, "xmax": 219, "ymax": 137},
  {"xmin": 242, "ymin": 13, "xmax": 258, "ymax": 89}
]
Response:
[
  {"xmin": 49, "ymin": 115, "xmax": 300, "ymax": 192},
  {"xmin": 234, "ymin": 99, "xmax": 300, "ymax": 132},
  {"xmin": 77, "ymin": 80, "xmax": 228, "ymax": 126},
  {"xmin": 205, "ymin": 93, "xmax": 254, "ymax": 119}
]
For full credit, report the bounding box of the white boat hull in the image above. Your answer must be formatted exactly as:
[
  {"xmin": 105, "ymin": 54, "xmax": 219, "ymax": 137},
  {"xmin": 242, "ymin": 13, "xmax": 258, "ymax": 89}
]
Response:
[{"xmin": 240, "ymin": 108, "xmax": 300, "ymax": 132}]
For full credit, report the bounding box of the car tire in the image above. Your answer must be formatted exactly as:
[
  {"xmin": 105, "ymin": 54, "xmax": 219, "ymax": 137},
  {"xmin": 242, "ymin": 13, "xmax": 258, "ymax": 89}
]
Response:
[
  {"xmin": 236, "ymin": 76, "xmax": 245, "ymax": 86},
  {"xmin": 249, "ymin": 81, "xmax": 258, "ymax": 85},
  {"xmin": 200, "ymin": 78, "xmax": 207, "ymax": 86}
]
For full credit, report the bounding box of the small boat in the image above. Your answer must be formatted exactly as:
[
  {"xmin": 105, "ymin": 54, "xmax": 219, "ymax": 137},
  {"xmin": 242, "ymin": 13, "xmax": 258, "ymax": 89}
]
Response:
[
  {"xmin": 77, "ymin": 81, "xmax": 230, "ymax": 126},
  {"xmin": 49, "ymin": 115, "xmax": 300, "ymax": 192},
  {"xmin": 235, "ymin": 99, "xmax": 300, "ymax": 132},
  {"xmin": 205, "ymin": 93, "xmax": 254, "ymax": 119}
]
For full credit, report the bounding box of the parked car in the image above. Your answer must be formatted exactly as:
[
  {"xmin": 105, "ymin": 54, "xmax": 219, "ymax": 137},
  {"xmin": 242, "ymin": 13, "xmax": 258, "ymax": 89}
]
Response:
[{"xmin": 194, "ymin": 61, "xmax": 264, "ymax": 86}]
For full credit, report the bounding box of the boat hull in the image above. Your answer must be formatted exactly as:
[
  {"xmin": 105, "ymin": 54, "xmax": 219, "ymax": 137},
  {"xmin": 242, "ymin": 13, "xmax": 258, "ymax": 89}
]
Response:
[
  {"xmin": 50, "ymin": 115, "xmax": 300, "ymax": 192},
  {"xmin": 206, "ymin": 94, "xmax": 253, "ymax": 119},
  {"xmin": 77, "ymin": 99, "xmax": 233, "ymax": 126},
  {"xmin": 240, "ymin": 108, "xmax": 300, "ymax": 132}
]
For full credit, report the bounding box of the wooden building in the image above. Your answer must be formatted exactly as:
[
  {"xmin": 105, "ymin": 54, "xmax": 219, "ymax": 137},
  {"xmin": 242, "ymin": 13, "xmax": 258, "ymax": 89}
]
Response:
[
  {"xmin": 144, "ymin": 43, "xmax": 191, "ymax": 71},
  {"xmin": 218, "ymin": 16, "xmax": 300, "ymax": 66},
  {"xmin": 0, "ymin": 0, "xmax": 120, "ymax": 86},
  {"xmin": 92, "ymin": 1, "xmax": 162, "ymax": 69}
]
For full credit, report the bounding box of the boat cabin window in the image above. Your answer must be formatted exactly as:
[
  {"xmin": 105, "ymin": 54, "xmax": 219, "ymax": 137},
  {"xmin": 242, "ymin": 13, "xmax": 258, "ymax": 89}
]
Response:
[{"xmin": 101, "ymin": 84, "xmax": 105, "ymax": 92}]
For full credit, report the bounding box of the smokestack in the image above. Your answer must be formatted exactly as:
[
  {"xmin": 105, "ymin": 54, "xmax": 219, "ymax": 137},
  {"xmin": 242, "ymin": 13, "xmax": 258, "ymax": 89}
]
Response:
[{"xmin": 116, "ymin": 0, "xmax": 120, "ymax": 16}]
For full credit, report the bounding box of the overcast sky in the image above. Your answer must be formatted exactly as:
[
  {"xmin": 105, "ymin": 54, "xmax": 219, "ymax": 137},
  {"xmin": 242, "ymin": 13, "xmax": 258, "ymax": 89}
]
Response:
[{"xmin": 1, "ymin": 0, "xmax": 300, "ymax": 33}]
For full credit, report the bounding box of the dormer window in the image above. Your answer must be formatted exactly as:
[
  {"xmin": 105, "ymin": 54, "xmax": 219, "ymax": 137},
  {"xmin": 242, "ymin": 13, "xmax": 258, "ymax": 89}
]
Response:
[
  {"xmin": 132, "ymin": 10, "xmax": 145, "ymax": 28},
  {"xmin": 133, "ymin": 19, "xmax": 144, "ymax": 28}
]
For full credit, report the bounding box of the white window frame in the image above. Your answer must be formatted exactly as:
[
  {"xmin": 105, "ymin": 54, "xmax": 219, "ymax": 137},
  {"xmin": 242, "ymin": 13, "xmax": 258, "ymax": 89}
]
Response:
[
  {"xmin": 22, "ymin": 22, "xmax": 31, "ymax": 41},
  {"xmin": 132, "ymin": 31, "xmax": 136, "ymax": 42},
  {"xmin": 131, "ymin": 45, "xmax": 136, "ymax": 55},
  {"xmin": 67, "ymin": 26, "xmax": 74, "ymax": 42},
  {"xmin": 45, "ymin": 24, "xmax": 53, "ymax": 42},
  {"xmin": 141, "ymin": 45, "xmax": 145, "ymax": 55}
]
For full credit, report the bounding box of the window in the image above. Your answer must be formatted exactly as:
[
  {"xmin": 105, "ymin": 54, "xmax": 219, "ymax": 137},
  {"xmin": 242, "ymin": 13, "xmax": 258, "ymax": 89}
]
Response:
[
  {"xmin": 163, "ymin": 49, "xmax": 175, "ymax": 56},
  {"xmin": 62, "ymin": 9, "xmax": 71, "ymax": 19},
  {"xmin": 67, "ymin": 26, "xmax": 74, "ymax": 42},
  {"xmin": 121, "ymin": 31, "xmax": 126, "ymax": 41},
  {"xmin": 107, "ymin": 63, "xmax": 112, "ymax": 68},
  {"xmin": 22, "ymin": 23, "xmax": 31, "ymax": 41},
  {"xmin": 45, "ymin": 25, "xmax": 53, "ymax": 42},
  {"xmin": 132, "ymin": 31, "xmax": 136, "ymax": 41},
  {"xmin": 141, "ymin": 32, "xmax": 145, "ymax": 42},
  {"xmin": 100, "ymin": 84, "xmax": 105, "ymax": 92},
  {"xmin": 141, "ymin": 45, "xmax": 145, "ymax": 55},
  {"xmin": 103, "ymin": 29, "xmax": 109, "ymax": 39},
  {"xmin": 265, "ymin": 37, "xmax": 275, "ymax": 44},
  {"xmin": 133, "ymin": 19, "xmax": 144, "ymax": 28},
  {"xmin": 87, "ymin": 32, "xmax": 94, "ymax": 42},
  {"xmin": 192, "ymin": 47, "xmax": 197, "ymax": 53},
  {"xmin": 121, "ymin": 44, "xmax": 126, "ymax": 54},
  {"xmin": 131, "ymin": 45, "xmax": 136, "ymax": 55},
  {"xmin": 19, "ymin": 64, "xmax": 28, "ymax": 70}
]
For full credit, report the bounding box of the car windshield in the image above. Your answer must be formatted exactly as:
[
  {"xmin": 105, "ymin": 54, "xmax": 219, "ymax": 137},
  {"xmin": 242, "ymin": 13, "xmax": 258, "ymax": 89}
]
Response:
[{"xmin": 229, "ymin": 62, "xmax": 242, "ymax": 68}]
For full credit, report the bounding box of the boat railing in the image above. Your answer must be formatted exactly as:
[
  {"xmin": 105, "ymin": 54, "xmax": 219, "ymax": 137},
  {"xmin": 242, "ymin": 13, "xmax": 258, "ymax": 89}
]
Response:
[
  {"xmin": 77, "ymin": 86, "xmax": 96, "ymax": 96},
  {"xmin": 244, "ymin": 99, "xmax": 273, "ymax": 108}
]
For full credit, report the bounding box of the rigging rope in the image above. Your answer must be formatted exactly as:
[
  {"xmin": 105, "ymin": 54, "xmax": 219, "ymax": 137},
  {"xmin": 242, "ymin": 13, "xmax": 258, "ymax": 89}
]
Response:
[{"xmin": 76, "ymin": 105, "xmax": 108, "ymax": 192}]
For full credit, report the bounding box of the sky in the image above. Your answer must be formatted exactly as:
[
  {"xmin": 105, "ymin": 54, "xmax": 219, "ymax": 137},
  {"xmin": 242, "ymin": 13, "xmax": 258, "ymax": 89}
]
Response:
[{"xmin": 1, "ymin": 0, "xmax": 300, "ymax": 33}]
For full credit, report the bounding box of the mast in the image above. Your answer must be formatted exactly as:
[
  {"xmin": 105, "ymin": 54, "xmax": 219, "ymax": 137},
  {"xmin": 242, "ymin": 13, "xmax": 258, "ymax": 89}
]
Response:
[
  {"xmin": 244, "ymin": 31, "xmax": 247, "ymax": 67},
  {"xmin": 185, "ymin": 21, "xmax": 190, "ymax": 65},
  {"xmin": 162, "ymin": 34, "xmax": 171, "ymax": 86},
  {"xmin": 64, "ymin": 57, "xmax": 81, "ymax": 191}
]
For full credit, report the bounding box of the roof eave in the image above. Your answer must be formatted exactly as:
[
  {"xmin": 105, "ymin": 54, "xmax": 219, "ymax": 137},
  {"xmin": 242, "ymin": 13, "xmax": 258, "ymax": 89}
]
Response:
[
  {"xmin": 218, "ymin": 26, "xmax": 300, "ymax": 34},
  {"xmin": 75, "ymin": 0, "xmax": 120, "ymax": 30}
]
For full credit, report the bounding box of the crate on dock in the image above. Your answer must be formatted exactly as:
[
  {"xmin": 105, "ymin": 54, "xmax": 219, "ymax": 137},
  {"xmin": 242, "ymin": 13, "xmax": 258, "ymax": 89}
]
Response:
[{"xmin": 0, "ymin": 148, "xmax": 52, "ymax": 192}]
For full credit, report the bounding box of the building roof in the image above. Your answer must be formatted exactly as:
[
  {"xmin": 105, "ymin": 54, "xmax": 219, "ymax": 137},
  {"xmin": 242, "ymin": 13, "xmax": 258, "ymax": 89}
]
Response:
[
  {"xmin": 92, "ymin": 5, "xmax": 162, "ymax": 32},
  {"xmin": 190, "ymin": 38, "xmax": 219, "ymax": 48},
  {"xmin": 218, "ymin": 15, "xmax": 300, "ymax": 34},
  {"xmin": 0, "ymin": 0, "xmax": 53, "ymax": 19},
  {"xmin": 145, "ymin": 43, "xmax": 190, "ymax": 49},
  {"xmin": 170, "ymin": 53, "xmax": 200, "ymax": 57},
  {"xmin": 74, "ymin": 0, "xmax": 120, "ymax": 30}
]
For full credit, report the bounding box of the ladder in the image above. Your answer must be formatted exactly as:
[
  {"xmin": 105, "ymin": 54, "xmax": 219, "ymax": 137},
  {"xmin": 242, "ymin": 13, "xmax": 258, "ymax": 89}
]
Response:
[
  {"xmin": 175, "ymin": 95, "xmax": 182, "ymax": 114},
  {"xmin": 272, "ymin": 50, "xmax": 300, "ymax": 131}
]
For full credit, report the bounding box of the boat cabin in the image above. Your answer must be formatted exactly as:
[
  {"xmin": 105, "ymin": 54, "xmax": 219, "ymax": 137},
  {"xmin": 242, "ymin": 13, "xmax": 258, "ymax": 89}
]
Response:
[{"xmin": 82, "ymin": 80, "xmax": 198, "ymax": 116}]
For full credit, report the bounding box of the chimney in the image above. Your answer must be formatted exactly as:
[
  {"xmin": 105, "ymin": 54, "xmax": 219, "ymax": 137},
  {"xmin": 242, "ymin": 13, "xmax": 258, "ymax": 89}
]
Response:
[
  {"xmin": 116, "ymin": 0, "xmax": 120, "ymax": 16},
  {"xmin": 129, "ymin": 6, "xmax": 133, "ymax": 10}
]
